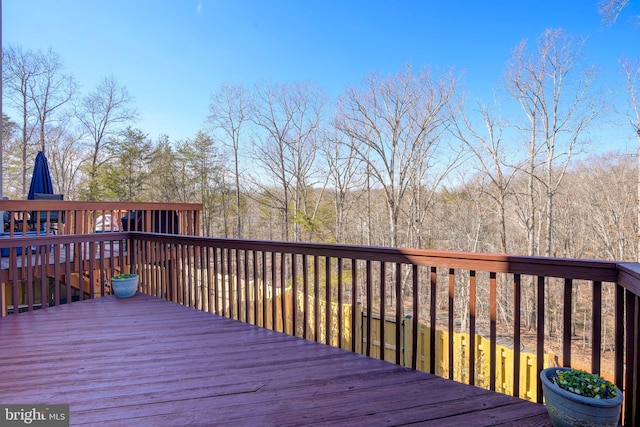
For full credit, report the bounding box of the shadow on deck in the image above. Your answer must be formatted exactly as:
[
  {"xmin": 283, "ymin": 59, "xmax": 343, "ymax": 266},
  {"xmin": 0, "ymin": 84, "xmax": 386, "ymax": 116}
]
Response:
[{"xmin": 0, "ymin": 294, "xmax": 551, "ymax": 426}]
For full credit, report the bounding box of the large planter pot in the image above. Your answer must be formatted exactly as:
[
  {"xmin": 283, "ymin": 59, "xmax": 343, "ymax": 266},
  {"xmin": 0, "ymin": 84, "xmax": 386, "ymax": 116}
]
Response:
[
  {"xmin": 111, "ymin": 274, "xmax": 139, "ymax": 298},
  {"xmin": 540, "ymin": 367, "xmax": 623, "ymax": 427}
]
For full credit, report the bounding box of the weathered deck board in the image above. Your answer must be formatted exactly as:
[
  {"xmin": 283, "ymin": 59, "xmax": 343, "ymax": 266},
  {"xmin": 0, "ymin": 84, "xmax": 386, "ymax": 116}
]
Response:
[{"xmin": 0, "ymin": 294, "xmax": 552, "ymax": 426}]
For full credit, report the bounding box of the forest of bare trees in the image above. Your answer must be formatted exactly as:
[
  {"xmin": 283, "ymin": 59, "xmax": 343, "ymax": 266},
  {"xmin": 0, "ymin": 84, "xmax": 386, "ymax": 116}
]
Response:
[{"xmin": 2, "ymin": 22, "xmax": 640, "ymax": 263}]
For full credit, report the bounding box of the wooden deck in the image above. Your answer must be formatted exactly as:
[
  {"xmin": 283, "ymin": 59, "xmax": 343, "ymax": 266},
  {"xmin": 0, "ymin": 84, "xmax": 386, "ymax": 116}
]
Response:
[{"xmin": 0, "ymin": 294, "xmax": 552, "ymax": 426}]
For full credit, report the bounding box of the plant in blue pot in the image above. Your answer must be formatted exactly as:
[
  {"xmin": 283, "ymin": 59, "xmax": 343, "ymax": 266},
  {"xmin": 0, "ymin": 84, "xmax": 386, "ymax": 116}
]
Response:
[
  {"xmin": 540, "ymin": 367, "xmax": 623, "ymax": 427},
  {"xmin": 111, "ymin": 273, "xmax": 139, "ymax": 298}
]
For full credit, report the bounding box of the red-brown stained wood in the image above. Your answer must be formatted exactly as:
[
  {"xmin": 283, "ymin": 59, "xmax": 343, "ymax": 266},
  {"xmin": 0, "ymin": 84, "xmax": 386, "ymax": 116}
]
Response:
[
  {"xmin": 0, "ymin": 294, "xmax": 551, "ymax": 426},
  {"xmin": 563, "ymin": 278, "xmax": 573, "ymax": 367},
  {"xmin": 513, "ymin": 273, "xmax": 522, "ymax": 397}
]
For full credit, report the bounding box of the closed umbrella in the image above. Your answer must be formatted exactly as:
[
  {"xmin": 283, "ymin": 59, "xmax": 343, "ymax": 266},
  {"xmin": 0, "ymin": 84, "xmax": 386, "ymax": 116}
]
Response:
[{"xmin": 27, "ymin": 151, "xmax": 54, "ymax": 199}]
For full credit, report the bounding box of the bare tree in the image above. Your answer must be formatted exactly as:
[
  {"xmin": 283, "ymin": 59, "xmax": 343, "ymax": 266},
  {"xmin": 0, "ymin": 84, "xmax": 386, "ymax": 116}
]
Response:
[
  {"xmin": 3, "ymin": 45, "xmax": 39, "ymax": 197},
  {"xmin": 207, "ymin": 83, "xmax": 252, "ymax": 238},
  {"xmin": 575, "ymin": 154, "xmax": 636, "ymax": 261},
  {"xmin": 335, "ymin": 64, "xmax": 459, "ymax": 248},
  {"xmin": 76, "ymin": 75, "xmax": 137, "ymax": 200},
  {"xmin": 4, "ymin": 46, "xmax": 77, "ymax": 197},
  {"xmin": 598, "ymin": 0, "xmax": 638, "ymax": 26},
  {"xmin": 599, "ymin": 0, "xmax": 640, "ymax": 261},
  {"xmin": 620, "ymin": 58, "xmax": 640, "ymax": 260},
  {"xmin": 453, "ymin": 103, "xmax": 519, "ymax": 253},
  {"xmin": 46, "ymin": 124, "xmax": 84, "ymax": 199},
  {"xmin": 29, "ymin": 48, "xmax": 76, "ymax": 154},
  {"xmin": 505, "ymin": 29, "xmax": 598, "ymax": 256},
  {"xmin": 250, "ymin": 81, "xmax": 327, "ymax": 241},
  {"xmin": 323, "ymin": 131, "xmax": 364, "ymax": 243}
]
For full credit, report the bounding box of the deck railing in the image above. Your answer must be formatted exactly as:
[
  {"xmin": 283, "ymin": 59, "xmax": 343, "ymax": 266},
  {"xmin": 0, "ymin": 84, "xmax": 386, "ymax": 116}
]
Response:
[
  {"xmin": 0, "ymin": 200, "xmax": 201, "ymax": 315},
  {"xmin": 2, "ymin": 231, "xmax": 639, "ymax": 425},
  {"xmin": 0, "ymin": 200, "xmax": 201, "ymax": 236}
]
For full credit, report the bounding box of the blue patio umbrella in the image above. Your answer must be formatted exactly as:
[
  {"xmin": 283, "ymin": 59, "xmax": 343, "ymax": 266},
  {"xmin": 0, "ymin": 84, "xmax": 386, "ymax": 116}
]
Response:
[{"xmin": 27, "ymin": 151, "xmax": 54, "ymax": 199}]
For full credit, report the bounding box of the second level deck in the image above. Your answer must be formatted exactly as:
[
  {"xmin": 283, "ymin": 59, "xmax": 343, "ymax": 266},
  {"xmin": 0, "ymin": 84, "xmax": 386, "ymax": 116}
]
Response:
[{"xmin": 1, "ymin": 230, "xmax": 638, "ymax": 425}]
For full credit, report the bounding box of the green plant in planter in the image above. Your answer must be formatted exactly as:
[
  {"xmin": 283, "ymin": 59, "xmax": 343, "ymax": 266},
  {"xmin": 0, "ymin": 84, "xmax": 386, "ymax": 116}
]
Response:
[
  {"xmin": 552, "ymin": 369, "xmax": 618, "ymax": 400},
  {"xmin": 111, "ymin": 273, "xmax": 139, "ymax": 298},
  {"xmin": 541, "ymin": 367, "xmax": 623, "ymax": 427},
  {"xmin": 112, "ymin": 273, "xmax": 138, "ymax": 280}
]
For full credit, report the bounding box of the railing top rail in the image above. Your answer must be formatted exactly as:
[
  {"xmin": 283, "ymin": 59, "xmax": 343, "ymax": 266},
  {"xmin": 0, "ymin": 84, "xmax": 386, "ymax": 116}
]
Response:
[
  {"xmin": 617, "ymin": 263, "xmax": 640, "ymax": 295},
  {"xmin": 0, "ymin": 200, "xmax": 202, "ymax": 210}
]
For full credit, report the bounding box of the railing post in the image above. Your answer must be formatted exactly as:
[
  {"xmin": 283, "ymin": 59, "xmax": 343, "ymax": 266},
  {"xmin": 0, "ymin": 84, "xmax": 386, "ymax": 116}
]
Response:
[
  {"xmin": 625, "ymin": 291, "xmax": 639, "ymax": 426},
  {"xmin": 536, "ymin": 276, "xmax": 545, "ymax": 404}
]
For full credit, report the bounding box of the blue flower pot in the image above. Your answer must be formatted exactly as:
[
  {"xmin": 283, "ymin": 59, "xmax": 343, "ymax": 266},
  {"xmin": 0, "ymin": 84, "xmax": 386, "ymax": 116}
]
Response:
[
  {"xmin": 540, "ymin": 367, "xmax": 623, "ymax": 427},
  {"xmin": 111, "ymin": 274, "xmax": 139, "ymax": 298}
]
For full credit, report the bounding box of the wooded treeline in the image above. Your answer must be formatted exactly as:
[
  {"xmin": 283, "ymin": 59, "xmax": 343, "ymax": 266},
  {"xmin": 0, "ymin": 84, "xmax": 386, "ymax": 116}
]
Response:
[{"xmin": 3, "ymin": 28, "xmax": 640, "ymax": 262}]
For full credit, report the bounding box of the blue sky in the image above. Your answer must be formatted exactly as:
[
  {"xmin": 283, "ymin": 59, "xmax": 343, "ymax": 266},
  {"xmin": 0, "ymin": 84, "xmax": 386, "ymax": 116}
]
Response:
[{"xmin": 3, "ymin": 1, "xmax": 640, "ymax": 150}]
